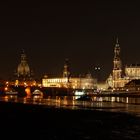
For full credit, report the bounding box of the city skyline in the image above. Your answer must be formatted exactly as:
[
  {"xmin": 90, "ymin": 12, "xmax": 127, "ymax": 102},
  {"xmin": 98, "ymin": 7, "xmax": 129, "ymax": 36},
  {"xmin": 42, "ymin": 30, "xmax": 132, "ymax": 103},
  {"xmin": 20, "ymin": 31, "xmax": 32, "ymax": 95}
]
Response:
[{"xmin": 0, "ymin": 1, "xmax": 140, "ymax": 80}]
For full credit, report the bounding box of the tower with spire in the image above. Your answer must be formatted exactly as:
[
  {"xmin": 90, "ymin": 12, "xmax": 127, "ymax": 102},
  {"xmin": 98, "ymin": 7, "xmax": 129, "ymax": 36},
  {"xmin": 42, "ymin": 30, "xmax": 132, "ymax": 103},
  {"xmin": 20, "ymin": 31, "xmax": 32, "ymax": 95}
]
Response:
[
  {"xmin": 112, "ymin": 38, "xmax": 122, "ymax": 88},
  {"xmin": 63, "ymin": 59, "xmax": 71, "ymax": 81}
]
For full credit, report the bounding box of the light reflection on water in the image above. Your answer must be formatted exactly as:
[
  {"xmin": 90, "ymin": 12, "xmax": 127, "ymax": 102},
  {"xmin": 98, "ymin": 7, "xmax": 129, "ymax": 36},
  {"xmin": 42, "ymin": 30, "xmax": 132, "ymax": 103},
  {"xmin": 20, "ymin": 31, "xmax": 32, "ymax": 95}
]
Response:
[
  {"xmin": 91, "ymin": 96, "xmax": 140, "ymax": 104},
  {"xmin": 1, "ymin": 95, "xmax": 140, "ymax": 116}
]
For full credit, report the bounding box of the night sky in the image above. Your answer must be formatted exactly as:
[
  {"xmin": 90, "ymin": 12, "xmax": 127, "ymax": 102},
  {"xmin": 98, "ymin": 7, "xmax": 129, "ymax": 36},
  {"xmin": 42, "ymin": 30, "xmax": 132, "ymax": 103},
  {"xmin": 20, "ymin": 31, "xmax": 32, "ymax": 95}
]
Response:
[{"xmin": 0, "ymin": 1, "xmax": 140, "ymax": 81}]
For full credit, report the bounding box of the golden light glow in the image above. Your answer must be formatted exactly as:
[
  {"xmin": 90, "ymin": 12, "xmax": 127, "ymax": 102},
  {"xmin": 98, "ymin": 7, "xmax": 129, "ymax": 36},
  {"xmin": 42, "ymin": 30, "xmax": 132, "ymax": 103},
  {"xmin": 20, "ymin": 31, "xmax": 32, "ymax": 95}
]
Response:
[
  {"xmin": 4, "ymin": 87, "xmax": 8, "ymax": 91},
  {"xmin": 42, "ymin": 77, "xmax": 95, "ymax": 89},
  {"xmin": 25, "ymin": 87, "xmax": 31, "ymax": 97},
  {"xmin": 6, "ymin": 81, "xmax": 9, "ymax": 85}
]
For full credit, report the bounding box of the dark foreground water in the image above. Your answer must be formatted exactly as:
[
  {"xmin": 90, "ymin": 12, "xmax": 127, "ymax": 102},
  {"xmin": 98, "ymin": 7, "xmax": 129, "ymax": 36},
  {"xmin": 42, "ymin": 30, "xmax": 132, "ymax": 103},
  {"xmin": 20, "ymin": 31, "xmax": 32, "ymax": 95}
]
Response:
[
  {"xmin": 0, "ymin": 96, "xmax": 140, "ymax": 140},
  {"xmin": 1, "ymin": 95, "xmax": 140, "ymax": 116}
]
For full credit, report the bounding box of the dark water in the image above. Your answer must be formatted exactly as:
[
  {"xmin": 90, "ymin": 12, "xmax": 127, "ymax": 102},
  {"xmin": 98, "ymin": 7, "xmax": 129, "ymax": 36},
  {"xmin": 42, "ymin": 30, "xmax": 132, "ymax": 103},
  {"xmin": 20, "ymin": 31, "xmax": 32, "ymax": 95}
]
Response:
[
  {"xmin": 1, "ymin": 95, "xmax": 140, "ymax": 117},
  {"xmin": 0, "ymin": 95, "xmax": 140, "ymax": 139}
]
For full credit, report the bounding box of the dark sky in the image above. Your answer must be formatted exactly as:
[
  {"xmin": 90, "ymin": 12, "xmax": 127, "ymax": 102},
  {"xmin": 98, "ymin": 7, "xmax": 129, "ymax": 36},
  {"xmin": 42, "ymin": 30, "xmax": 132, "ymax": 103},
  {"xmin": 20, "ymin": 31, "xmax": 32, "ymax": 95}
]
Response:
[{"xmin": 0, "ymin": 1, "xmax": 140, "ymax": 80}]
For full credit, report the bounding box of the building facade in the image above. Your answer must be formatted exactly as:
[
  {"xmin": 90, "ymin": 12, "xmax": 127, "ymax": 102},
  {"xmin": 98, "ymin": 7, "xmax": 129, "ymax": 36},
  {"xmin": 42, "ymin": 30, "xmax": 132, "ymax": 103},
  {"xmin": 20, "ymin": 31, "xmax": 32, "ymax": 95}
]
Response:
[
  {"xmin": 112, "ymin": 38, "xmax": 124, "ymax": 88},
  {"xmin": 107, "ymin": 39, "xmax": 140, "ymax": 90},
  {"xmin": 42, "ymin": 74, "xmax": 96, "ymax": 89},
  {"xmin": 42, "ymin": 59, "xmax": 96, "ymax": 89},
  {"xmin": 125, "ymin": 64, "xmax": 140, "ymax": 80},
  {"xmin": 12, "ymin": 50, "xmax": 36, "ymax": 86}
]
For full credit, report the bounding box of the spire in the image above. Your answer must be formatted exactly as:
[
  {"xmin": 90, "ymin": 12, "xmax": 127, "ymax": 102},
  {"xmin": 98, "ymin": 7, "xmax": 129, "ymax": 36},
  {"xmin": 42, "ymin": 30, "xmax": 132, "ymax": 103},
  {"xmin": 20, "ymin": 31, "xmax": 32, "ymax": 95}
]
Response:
[
  {"xmin": 112, "ymin": 37, "xmax": 123, "ymax": 88},
  {"xmin": 115, "ymin": 37, "xmax": 119, "ymax": 48},
  {"xmin": 63, "ymin": 58, "xmax": 70, "ymax": 79},
  {"xmin": 116, "ymin": 37, "xmax": 119, "ymax": 44},
  {"xmin": 112, "ymin": 38, "xmax": 122, "ymax": 84},
  {"xmin": 114, "ymin": 37, "xmax": 121, "ymax": 59}
]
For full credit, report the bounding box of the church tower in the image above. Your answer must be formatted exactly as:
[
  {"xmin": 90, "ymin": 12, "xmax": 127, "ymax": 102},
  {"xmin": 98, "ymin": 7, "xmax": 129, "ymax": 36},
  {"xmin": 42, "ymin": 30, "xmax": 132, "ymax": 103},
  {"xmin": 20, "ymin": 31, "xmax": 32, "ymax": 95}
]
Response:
[
  {"xmin": 112, "ymin": 38, "xmax": 122, "ymax": 88},
  {"xmin": 63, "ymin": 59, "xmax": 71, "ymax": 81}
]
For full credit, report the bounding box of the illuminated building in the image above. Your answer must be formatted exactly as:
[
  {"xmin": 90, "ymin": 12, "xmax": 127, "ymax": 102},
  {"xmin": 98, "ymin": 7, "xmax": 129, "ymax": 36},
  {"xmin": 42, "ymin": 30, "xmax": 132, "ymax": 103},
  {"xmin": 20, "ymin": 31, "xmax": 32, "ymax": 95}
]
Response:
[
  {"xmin": 125, "ymin": 79, "xmax": 140, "ymax": 91},
  {"xmin": 13, "ymin": 50, "xmax": 36, "ymax": 86},
  {"xmin": 107, "ymin": 39, "xmax": 129, "ymax": 89},
  {"xmin": 63, "ymin": 58, "xmax": 71, "ymax": 79},
  {"xmin": 15, "ymin": 50, "xmax": 33, "ymax": 79},
  {"xmin": 112, "ymin": 38, "xmax": 126, "ymax": 88},
  {"xmin": 107, "ymin": 38, "xmax": 140, "ymax": 90},
  {"xmin": 125, "ymin": 64, "xmax": 140, "ymax": 80},
  {"xmin": 42, "ymin": 74, "xmax": 96, "ymax": 89},
  {"xmin": 42, "ymin": 59, "xmax": 96, "ymax": 89}
]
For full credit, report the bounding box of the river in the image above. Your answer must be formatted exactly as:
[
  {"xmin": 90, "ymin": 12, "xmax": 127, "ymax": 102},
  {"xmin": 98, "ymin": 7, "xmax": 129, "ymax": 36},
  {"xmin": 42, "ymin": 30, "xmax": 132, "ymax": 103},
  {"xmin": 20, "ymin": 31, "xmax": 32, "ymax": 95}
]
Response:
[{"xmin": 1, "ymin": 95, "xmax": 140, "ymax": 117}]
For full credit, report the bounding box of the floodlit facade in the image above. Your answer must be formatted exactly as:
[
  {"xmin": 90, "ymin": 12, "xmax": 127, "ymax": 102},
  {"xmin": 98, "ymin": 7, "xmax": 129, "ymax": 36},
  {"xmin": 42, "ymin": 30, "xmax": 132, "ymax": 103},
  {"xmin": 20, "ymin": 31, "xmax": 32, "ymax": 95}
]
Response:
[
  {"xmin": 125, "ymin": 64, "xmax": 140, "ymax": 80},
  {"xmin": 107, "ymin": 39, "xmax": 140, "ymax": 90},
  {"xmin": 110, "ymin": 38, "xmax": 128, "ymax": 89},
  {"xmin": 10, "ymin": 50, "xmax": 37, "ymax": 86},
  {"xmin": 42, "ymin": 75, "xmax": 96, "ymax": 89},
  {"xmin": 15, "ymin": 50, "xmax": 33, "ymax": 80},
  {"xmin": 42, "ymin": 59, "xmax": 96, "ymax": 89}
]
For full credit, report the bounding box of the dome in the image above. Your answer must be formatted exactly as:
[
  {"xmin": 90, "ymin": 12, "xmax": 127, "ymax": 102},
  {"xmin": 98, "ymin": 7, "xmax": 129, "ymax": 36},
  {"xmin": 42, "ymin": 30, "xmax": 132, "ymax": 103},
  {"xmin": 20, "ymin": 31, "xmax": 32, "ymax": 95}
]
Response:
[
  {"xmin": 17, "ymin": 63, "xmax": 30, "ymax": 76},
  {"xmin": 16, "ymin": 50, "xmax": 31, "ymax": 77}
]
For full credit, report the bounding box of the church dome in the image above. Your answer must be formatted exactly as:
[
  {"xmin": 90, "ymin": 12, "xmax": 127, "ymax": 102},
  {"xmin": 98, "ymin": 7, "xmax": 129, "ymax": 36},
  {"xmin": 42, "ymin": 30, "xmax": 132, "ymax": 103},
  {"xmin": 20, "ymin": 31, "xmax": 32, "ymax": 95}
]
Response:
[
  {"xmin": 17, "ymin": 63, "xmax": 30, "ymax": 76},
  {"xmin": 17, "ymin": 50, "xmax": 31, "ymax": 77}
]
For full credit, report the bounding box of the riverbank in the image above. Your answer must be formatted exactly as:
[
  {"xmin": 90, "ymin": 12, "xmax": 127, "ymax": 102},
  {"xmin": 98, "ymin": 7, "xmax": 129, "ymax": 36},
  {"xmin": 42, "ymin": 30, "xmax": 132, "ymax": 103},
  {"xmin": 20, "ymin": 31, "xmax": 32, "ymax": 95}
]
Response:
[{"xmin": 0, "ymin": 101, "xmax": 140, "ymax": 140}]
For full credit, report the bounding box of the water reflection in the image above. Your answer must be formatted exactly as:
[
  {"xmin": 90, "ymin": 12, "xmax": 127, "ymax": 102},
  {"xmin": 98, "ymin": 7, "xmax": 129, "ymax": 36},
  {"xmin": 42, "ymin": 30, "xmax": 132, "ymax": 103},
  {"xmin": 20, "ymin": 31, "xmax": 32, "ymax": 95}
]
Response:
[
  {"xmin": 90, "ymin": 96, "xmax": 140, "ymax": 104},
  {"xmin": 0, "ymin": 95, "xmax": 140, "ymax": 116},
  {"xmin": 3, "ymin": 95, "xmax": 18, "ymax": 102},
  {"xmin": 1, "ymin": 95, "xmax": 140, "ymax": 105}
]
